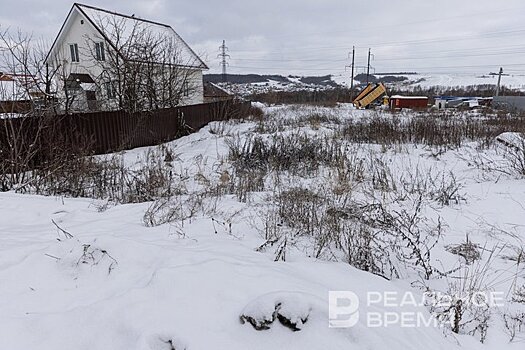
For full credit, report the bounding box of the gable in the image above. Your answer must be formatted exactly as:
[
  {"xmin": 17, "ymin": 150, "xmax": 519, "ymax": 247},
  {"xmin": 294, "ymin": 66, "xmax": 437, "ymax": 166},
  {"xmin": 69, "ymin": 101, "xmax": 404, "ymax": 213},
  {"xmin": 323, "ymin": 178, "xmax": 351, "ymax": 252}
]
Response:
[
  {"xmin": 46, "ymin": 3, "xmax": 207, "ymax": 70},
  {"xmin": 45, "ymin": 6, "xmax": 99, "ymax": 65}
]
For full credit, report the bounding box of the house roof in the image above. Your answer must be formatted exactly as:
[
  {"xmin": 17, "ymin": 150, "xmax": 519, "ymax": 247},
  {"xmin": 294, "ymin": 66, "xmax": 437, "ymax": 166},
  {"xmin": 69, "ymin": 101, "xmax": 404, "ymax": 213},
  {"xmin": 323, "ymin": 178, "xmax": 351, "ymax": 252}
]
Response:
[
  {"xmin": 47, "ymin": 3, "xmax": 208, "ymax": 70},
  {"xmin": 390, "ymin": 95, "xmax": 428, "ymax": 100},
  {"xmin": 65, "ymin": 73, "xmax": 96, "ymax": 89},
  {"xmin": 0, "ymin": 73, "xmax": 14, "ymax": 82},
  {"xmin": 203, "ymin": 82, "xmax": 232, "ymax": 98},
  {"xmin": 67, "ymin": 73, "xmax": 96, "ymax": 84}
]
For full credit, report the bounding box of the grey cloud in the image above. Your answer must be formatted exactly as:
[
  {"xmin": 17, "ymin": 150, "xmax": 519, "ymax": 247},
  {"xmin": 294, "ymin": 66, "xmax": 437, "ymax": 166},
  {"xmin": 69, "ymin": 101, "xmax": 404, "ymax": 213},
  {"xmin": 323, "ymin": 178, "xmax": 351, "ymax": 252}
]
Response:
[{"xmin": 1, "ymin": 0, "xmax": 524, "ymax": 76}]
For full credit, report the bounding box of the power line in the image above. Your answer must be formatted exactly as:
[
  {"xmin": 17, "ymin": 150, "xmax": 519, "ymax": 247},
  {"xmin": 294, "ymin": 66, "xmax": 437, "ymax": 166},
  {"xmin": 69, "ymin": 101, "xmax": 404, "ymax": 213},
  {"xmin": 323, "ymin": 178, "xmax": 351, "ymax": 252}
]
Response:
[
  {"xmin": 229, "ymin": 57, "xmax": 347, "ymax": 63},
  {"xmin": 228, "ymin": 48, "xmax": 525, "ymax": 64},
  {"xmin": 229, "ymin": 27, "xmax": 525, "ymax": 57},
  {"xmin": 375, "ymin": 63, "xmax": 525, "ymax": 71},
  {"xmin": 356, "ymin": 28, "xmax": 525, "ymax": 48},
  {"xmin": 227, "ymin": 62, "xmax": 525, "ymax": 73},
  {"xmin": 245, "ymin": 4, "xmax": 525, "ymax": 42},
  {"xmin": 228, "ymin": 65, "xmax": 344, "ymax": 71},
  {"xmin": 375, "ymin": 50, "xmax": 525, "ymax": 62}
]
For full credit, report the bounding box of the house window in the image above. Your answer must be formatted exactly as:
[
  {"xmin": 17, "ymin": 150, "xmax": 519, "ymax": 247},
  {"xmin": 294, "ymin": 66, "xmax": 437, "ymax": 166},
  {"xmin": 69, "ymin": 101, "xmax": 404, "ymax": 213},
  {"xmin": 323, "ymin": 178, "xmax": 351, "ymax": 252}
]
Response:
[
  {"xmin": 104, "ymin": 82, "xmax": 116, "ymax": 99},
  {"xmin": 182, "ymin": 81, "xmax": 190, "ymax": 97},
  {"xmin": 95, "ymin": 42, "xmax": 105, "ymax": 61},
  {"xmin": 69, "ymin": 43, "xmax": 79, "ymax": 62}
]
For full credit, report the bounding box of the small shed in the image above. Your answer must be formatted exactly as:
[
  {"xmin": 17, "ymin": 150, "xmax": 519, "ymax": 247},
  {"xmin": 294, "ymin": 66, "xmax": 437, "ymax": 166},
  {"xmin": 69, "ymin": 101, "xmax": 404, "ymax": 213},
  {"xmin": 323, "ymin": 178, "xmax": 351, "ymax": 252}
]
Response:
[
  {"xmin": 203, "ymin": 82, "xmax": 233, "ymax": 103},
  {"xmin": 435, "ymin": 98, "xmax": 447, "ymax": 110},
  {"xmin": 390, "ymin": 95, "xmax": 428, "ymax": 110}
]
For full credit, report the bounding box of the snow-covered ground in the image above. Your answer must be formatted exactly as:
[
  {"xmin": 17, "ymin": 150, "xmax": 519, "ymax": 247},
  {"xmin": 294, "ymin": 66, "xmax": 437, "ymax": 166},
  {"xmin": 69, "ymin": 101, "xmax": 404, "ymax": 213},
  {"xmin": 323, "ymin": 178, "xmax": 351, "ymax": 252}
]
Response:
[
  {"xmin": 220, "ymin": 77, "xmax": 337, "ymax": 96},
  {"xmin": 1, "ymin": 104, "xmax": 525, "ymax": 349},
  {"xmin": 0, "ymin": 192, "xmax": 470, "ymax": 350}
]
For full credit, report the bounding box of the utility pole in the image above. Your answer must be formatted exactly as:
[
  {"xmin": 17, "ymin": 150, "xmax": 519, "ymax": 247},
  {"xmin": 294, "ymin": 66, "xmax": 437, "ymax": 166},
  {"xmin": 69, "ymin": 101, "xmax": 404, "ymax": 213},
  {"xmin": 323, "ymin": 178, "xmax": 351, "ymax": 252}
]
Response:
[
  {"xmin": 45, "ymin": 63, "xmax": 50, "ymax": 95},
  {"xmin": 496, "ymin": 67, "xmax": 503, "ymax": 96},
  {"xmin": 366, "ymin": 48, "xmax": 371, "ymax": 85},
  {"xmin": 346, "ymin": 48, "xmax": 366, "ymax": 100},
  {"xmin": 350, "ymin": 46, "xmax": 355, "ymax": 99},
  {"xmin": 218, "ymin": 40, "xmax": 230, "ymax": 83}
]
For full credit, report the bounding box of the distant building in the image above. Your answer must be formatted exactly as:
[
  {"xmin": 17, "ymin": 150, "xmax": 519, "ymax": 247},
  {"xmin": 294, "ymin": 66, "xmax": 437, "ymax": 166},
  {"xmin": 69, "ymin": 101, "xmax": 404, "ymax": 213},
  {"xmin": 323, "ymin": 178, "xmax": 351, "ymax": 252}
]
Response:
[
  {"xmin": 203, "ymin": 82, "xmax": 233, "ymax": 103},
  {"xmin": 390, "ymin": 95, "xmax": 428, "ymax": 110},
  {"xmin": 435, "ymin": 98, "xmax": 447, "ymax": 110},
  {"xmin": 433, "ymin": 96, "xmax": 492, "ymax": 109},
  {"xmin": 0, "ymin": 73, "xmax": 40, "ymax": 113}
]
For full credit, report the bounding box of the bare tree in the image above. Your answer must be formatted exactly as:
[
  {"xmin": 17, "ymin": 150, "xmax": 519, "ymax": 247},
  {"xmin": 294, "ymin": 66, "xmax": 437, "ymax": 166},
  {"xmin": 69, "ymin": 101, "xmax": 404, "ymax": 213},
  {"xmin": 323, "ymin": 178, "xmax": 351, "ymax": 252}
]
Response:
[
  {"xmin": 0, "ymin": 27, "xmax": 83, "ymax": 190},
  {"xmin": 82, "ymin": 14, "xmax": 202, "ymax": 112}
]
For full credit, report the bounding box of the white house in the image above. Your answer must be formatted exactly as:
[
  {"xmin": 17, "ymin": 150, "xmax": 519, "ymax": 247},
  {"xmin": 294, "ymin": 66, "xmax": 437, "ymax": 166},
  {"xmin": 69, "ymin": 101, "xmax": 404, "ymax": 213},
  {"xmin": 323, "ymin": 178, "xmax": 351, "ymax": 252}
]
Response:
[{"xmin": 45, "ymin": 3, "xmax": 208, "ymax": 112}]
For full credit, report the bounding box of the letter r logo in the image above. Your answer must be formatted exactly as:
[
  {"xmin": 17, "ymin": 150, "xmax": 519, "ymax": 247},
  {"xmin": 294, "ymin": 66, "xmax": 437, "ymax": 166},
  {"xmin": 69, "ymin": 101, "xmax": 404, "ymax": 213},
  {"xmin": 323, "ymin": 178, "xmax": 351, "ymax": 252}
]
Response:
[{"xmin": 329, "ymin": 291, "xmax": 360, "ymax": 328}]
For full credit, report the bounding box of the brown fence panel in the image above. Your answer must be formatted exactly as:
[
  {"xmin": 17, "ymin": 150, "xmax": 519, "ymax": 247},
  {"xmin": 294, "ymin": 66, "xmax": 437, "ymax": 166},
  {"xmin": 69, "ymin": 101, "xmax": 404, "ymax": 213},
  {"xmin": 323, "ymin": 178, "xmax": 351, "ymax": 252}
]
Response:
[{"xmin": 1, "ymin": 99, "xmax": 253, "ymax": 170}]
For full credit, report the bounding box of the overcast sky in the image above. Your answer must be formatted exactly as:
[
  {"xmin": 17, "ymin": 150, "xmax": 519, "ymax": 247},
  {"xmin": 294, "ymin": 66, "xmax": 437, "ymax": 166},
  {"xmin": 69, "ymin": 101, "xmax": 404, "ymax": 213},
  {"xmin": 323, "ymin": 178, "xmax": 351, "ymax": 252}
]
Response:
[{"xmin": 2, "ymin": 0, "xmax": 525, "ymax": 80}]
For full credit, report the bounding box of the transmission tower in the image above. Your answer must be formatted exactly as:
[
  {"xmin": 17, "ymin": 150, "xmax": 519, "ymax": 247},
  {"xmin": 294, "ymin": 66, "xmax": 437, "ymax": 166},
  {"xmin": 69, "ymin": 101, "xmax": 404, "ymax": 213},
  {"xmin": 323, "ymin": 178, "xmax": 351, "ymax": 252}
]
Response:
[{"xmin": 218, "ymin": 40, "xmax": 230, "ymax": 83}]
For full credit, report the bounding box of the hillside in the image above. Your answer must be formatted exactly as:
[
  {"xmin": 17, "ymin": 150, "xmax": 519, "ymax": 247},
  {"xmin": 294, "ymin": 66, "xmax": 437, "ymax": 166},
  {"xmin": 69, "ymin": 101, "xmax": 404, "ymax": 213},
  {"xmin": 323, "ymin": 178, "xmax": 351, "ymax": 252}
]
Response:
[
  {"xmin": 204, "ymin": 74, "xmax": 340, "ymax": 96},
  {"xmin": 204, "ymin": 74, "xmax": 338, "ymax": 87},
  {"xmin": 206, "ymin": 73, "xmax": 525, "ymax": 97}
]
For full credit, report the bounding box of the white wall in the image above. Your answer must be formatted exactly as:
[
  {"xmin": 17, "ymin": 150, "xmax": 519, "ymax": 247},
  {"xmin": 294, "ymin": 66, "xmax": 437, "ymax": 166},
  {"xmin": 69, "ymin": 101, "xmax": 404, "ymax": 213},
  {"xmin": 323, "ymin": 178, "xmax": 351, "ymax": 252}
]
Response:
[
  {"xmin": 47, "ymin": 7, "xmax": 205, "ymax": 111},
  {"xmin": 48, "ymin": 9, "xmax": 104, "ymax": 81},
  {"xmin": 181, "ymin": 70, "xmax": 204, "ymax": 106},
  {"xmin": 47, "ymin": 9, "xmax": 105, "ymax": 112}
]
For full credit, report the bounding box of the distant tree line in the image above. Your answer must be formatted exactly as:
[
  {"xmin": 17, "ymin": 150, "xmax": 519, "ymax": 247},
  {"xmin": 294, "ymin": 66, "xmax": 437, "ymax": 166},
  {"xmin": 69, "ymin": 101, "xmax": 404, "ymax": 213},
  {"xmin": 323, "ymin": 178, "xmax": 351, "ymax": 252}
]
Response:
[
  {"xmin": 247, "ymin": 88, "xmax": 356, "ymax": 105},
  {"xmin": 354, "ymin": 73, "xmax": 409, "ymax": 84},
  {"xmin": 388, "ymin": 85, "xmax": 525, "ymax": 98},
  {"xmin": 248, "ymin": 85, "xmax": 525, "ymax": 105}
]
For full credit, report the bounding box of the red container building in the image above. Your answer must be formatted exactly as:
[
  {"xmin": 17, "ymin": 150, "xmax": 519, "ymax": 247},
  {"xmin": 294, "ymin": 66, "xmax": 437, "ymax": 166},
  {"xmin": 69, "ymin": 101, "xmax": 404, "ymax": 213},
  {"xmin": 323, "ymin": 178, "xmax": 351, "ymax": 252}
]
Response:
[{"xmin": 390, "ymin": 95, "xmax": 428, "ymax": 109}]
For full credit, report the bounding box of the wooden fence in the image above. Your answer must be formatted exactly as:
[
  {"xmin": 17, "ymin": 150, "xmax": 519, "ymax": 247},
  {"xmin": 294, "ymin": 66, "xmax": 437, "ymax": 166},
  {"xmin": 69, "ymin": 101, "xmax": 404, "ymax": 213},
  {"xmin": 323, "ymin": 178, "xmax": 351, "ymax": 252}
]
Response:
[{"xmin": 0, "ymin": 99, "xmax": 251, "ymax": 170}]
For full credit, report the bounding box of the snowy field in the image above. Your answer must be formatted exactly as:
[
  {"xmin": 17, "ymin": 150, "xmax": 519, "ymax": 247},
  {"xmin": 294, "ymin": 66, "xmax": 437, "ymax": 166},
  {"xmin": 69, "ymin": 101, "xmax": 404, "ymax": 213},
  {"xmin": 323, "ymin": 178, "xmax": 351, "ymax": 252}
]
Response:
[{"xmin": 1, "ymin": 104, "xmax": 525, "ymax": 349}]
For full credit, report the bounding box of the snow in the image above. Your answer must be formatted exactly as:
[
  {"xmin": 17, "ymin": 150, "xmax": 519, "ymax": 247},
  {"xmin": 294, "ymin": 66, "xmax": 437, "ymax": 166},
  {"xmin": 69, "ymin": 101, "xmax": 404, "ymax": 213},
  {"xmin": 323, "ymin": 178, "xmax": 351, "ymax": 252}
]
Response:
[
  {"xmin": 496, "ymin": 132, "xmax": 525, "ymax": 150},
  {"xmin": 1, "ymin": 104, "xmax": 525, "ymax": 349},
  {"xmin": 0, "ymin": 113, "xmax": 26, "ymax": 119},
  {"xmin": 391, "ymin": 95, "xmax": 428, "ymax": 99},
  {"xmin": 407, "ymin": 73, "xmax": 525, "ymax": 90},
  {"xmin": 0, "ymin": 192, "xmax": 467, "ymax": 350}
]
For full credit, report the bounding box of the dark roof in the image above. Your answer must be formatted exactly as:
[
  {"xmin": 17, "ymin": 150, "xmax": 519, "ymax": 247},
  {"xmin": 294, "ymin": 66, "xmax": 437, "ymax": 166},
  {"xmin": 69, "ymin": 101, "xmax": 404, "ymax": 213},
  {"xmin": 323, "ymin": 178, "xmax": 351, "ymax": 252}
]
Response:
[
  {"xmin": 203, "ymin": 82, "xmax": 232, "ymax": 98},
  {"xmin": 65, "ymin": 73, "xmax": 95, "ymax": 89},
  {"xmin": 75, "ymin": 3, "xmax": 171, "ymax": 28},
  {"xmin": 67, "ymin": 73, "xmax": 95, "ymax": 84}
]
